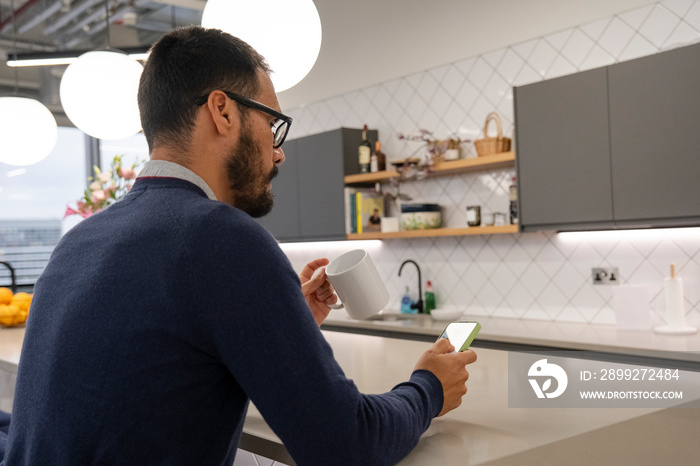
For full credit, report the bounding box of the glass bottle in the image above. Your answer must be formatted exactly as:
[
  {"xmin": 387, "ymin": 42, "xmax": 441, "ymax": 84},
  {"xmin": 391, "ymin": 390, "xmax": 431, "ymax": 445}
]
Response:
[{"xmin": 358, "ymin": 125, "xmax": 371, "ymax": 173}]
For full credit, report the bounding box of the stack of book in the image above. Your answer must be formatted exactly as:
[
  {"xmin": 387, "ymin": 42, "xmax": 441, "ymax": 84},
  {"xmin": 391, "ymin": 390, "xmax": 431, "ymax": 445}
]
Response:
[{"xmin": 344, "ymin": 188, "xmax": 384, "ymax": 234}]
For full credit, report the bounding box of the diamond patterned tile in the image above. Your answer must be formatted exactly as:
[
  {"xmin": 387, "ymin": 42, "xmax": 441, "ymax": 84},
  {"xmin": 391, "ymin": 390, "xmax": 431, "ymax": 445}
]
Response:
[
  {"xmin": 552, "ymin": 262, "xmax": 587, "ymax": 300},
  {"xmin": 511, "ymin": 39, "xmax": 539, "ymax": 61},
  {"xmin": 555, "ymin": 306, "xmax": 588, "ymax": 324},
  {"xmin": 428, "ymin": 64, "xmax": 451, "ymax": 85},
  {"xmin": 511, "ymin": 63, "xmax": 542, "ymax": 87},
  {"xmin": 580, "ymin": 17, "xmax": 612, "ymax": 42},
  {"xmin": 662, "ymin": 20, "xmax": 700, "ymax": 49},
  {"xmin": 685, "ymin": 0, "xmax": 700, "ymax": 29},
  {"xmin": 537, "ymin": 286, "xmax": 569, "ymax": 319},
  {"xmin": 475, "ymin": 280, "xmax": 505, "ymax": 313},
  {"xmin": 490, "ymin": 262, "xmax": 519, "ymax": 294},
  {"xmin": 638, "ymin": 4, "xmax": 682, "ymax": 48},
  {"xmin": 619, "ymin": 34, "xmax": 660, "ymax": 60},
  {"xmin": 468, "ymin": 57, "xmax": 496, "ymax": 90},
  {"xmin": 528, "ymin": 39, "xmax": 558, "ymax": 76},
  {"xmin": 495, "ymin": 49, "xmax": 526, "ymax": 84},
  {"xmin": 482, "ymin": 73, "xmax": 510, "ymax": 107},
  {"xmin": 560, "ymin": 28, "xmax": 596, "ymax": 68},
  {"xmin": 503, "ymin": 281, "xmax": 536, "ymax": 315},
  {"xmin": 415, "ymin": 72, "xmax": 440, "ymax": 105},
  {"xmin": 278, "ymin": 1, "xmax": 700, "ymax": 326},
  {"xmin": 663, "ymin": 0, "xmax": 697, "ymax": 17},
  {"xmin": 598, "ymin": 17, "xmax": 636, "ymax": 58},
  {"xmin": 546, "ymin": 29, "xmax": 574, "ymax": 52},
  {"xmin": 452, "ymin": 80, "xmax": 479, "ymax": 115},
  {"xmin": 453, "ymin": 56, "xmax": 477, "ymax": 77},
  {"xmin": 545, "ymin": 55, "xmax": 578, "ymax": 79},
  {"xmin": 618, "ymin": 4, "xmax": 655, "ymax": 30}
]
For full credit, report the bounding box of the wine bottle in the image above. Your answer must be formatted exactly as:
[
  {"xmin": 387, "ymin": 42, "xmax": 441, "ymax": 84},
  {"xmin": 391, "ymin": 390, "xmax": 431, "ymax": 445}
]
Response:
[
  {"xmin": 358, "ymin": 125, "xmax": 371, "ymax": 173},
  {"xmin": 374, "ymin": 141, "xmax": 386, "ymax": 171}
]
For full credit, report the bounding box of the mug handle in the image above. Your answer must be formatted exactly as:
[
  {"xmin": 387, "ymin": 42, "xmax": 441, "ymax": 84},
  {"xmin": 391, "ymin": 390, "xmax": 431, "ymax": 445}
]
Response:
[{"xmin": 328, "ymin": 294, "xmax": 344, "ymax": 310}]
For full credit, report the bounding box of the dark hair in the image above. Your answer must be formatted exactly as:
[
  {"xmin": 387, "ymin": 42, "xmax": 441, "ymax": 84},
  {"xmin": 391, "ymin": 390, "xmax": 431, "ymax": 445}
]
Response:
[{"xmin": 138, "ymin": 26, "xmax": 271, "ymax": 152}]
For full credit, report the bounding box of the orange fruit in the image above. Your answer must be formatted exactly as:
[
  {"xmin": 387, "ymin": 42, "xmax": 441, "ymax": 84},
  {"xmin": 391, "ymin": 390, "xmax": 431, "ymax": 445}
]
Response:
[
  {"xmin": 0, "ymin": 304, "xmax": 16, "ymax": 326},
  {"xmin": 0, "ymin": 287, "xmax": 12, "ymax": 305},
  {"xmin": 11, "ymin": 292, "xmax": 32, "ymax": 313}
]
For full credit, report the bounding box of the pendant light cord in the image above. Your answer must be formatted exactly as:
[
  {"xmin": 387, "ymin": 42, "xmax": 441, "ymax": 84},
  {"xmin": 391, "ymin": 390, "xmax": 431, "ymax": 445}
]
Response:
[
  {"xmin": 10, "ymin": 0, "xmax": 19, "ymax": 95},
  {"xmin": 104, "ymin": 0, "xmax": 111, "ymax": 49}
]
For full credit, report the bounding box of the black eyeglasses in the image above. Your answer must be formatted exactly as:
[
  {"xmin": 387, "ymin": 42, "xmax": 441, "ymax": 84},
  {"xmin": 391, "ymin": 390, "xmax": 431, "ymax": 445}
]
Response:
[{"xmin": 196, "ymin": 91, "xmax": 293, "ymax": 149}]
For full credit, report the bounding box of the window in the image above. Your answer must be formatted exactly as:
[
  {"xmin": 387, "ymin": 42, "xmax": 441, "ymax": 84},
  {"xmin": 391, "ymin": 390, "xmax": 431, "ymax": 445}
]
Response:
[
  {"xmin": 0, "ymin": 127, "xmax": 86, "ymax": 287},
  {"xmin": 99, "ymin": 132, "xmax": 149, "ymax": 174}
]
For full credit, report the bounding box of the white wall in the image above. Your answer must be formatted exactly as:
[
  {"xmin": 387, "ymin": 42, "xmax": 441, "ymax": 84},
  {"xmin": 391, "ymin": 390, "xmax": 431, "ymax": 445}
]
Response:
[
  {"xmin": 280, "ymin": 0, "xmax": 700, "ymax": 328},
  {"xmin": 279, "ymin": 0, "xmax": 658, "ymax": 109}
]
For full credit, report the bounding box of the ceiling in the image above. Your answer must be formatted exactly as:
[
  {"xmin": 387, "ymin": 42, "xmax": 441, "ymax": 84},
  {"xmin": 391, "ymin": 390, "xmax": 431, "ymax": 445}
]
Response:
[{"xmin": 0, "ymin": 0, "xmax": 657, "ymax": 120}]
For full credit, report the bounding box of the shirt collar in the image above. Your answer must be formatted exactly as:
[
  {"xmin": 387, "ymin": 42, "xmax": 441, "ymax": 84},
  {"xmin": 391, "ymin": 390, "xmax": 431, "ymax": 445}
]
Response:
[{"xmin": 137, "ymin": 160, "xmax": 217, "ymax": 201}]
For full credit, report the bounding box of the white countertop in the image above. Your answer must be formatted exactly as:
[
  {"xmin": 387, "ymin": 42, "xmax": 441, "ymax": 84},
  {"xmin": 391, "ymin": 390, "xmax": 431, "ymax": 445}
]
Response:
[
  {"xmin": 0, "ymin": 327, "xmax": 24, "ymax": 374},
  {"xmin": 322, "ymin": 309, "xmax": 700, "ymax": 364},
  {"xmin": 3, "ymin": 325, "xmax": 699, "ymax": 465},
  {"xmin": 243, "ymin": 331, "xmax": 700, "ymax": 465}
]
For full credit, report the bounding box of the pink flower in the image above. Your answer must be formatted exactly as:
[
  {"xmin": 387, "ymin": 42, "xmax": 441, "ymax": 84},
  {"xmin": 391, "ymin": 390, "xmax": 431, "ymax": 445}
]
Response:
[
  {"xmin": 105, "ymin": 184, "xmax": 118, "ymax": 196},
  {"xmin": 90, "ymin": 181, "xmax": 102, "ymax": 191},
  {"xmin": 90, "ymin": 190, "xmax": 106, "ymax": 203},
  {"xmin": 118, "ymin": 167, "xmax": 137, "ymax": 179},
  {"xmin": 64, "ymin": 206, "xmax": 80, "ymax": 219},
  {"xmin": 64, "ymin": 204, "xmax": 96, "ymax": 219},
  {"xmin": 98, "ymin": 172, "xmax": 111, "ymax": 183}
]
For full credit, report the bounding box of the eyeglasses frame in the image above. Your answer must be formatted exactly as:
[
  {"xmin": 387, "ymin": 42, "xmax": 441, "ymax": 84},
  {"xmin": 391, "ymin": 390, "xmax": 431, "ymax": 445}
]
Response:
[{"xmin": 195, "ymin": 90, "xmax": 293, "ymax": 149}]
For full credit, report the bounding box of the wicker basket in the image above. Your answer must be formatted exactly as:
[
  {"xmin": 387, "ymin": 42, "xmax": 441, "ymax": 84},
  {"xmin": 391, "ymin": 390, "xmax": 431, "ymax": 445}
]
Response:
[{"xmin": 474, "ymin": 112, "xmax": 511, "ymax": 157}]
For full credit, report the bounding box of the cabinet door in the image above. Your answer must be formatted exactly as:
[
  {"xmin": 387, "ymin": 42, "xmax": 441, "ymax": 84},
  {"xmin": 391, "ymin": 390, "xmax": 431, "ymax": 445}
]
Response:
[
  {"xmin": 608, "ymin": 43, "xmax": 700, "ymax": 225},
  {"xmin": 256, "ymin": 139, "xmax": 301, "ymax": 240},
  {"xmin": 514, "ymin": 67, "xmax": 613, "ymax": 230},
  {"xmin": 297, "ymin": 130, "xmax": 346, "ymax": 241}
]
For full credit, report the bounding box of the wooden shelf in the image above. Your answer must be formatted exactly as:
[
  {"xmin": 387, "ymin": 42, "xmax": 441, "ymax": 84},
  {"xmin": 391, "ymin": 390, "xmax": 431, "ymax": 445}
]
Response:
[
  {"xmin": 346, "ymin": 224, "xmax": 518, "ymax": 240},
  {"xmin": 344, "ymin": 151, "xmax": 516, "ymax": 184}
]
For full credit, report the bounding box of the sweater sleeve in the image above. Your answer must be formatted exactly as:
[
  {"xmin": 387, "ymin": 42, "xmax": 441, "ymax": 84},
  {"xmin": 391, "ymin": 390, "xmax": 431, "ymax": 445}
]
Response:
[{"xmin": 188, "ymin": 207, "xmax": 443, "ymax": 466}]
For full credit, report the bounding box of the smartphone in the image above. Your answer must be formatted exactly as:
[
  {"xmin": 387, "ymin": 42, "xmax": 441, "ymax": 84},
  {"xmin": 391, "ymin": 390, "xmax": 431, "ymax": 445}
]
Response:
[{"xmin": 438, "ymin": 321, "xmax": 481, "ymax": 352}]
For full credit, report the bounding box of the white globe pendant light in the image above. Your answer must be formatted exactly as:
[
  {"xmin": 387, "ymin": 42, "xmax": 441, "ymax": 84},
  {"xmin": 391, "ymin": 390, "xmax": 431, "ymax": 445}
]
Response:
[
  {"xmin": 201, "ymin": 0, "xmax": 322, "ymax": 92},
  {"xmin": 0, "ymin": 0, "xmax": 57, "ymax": 166},
  {"xmin": 60, "ymin": 50, "xmax": 143, "ymax": 140},
  {"xmin": 0, "ymin": 96, "xmax": 58, "ymax": 166}
]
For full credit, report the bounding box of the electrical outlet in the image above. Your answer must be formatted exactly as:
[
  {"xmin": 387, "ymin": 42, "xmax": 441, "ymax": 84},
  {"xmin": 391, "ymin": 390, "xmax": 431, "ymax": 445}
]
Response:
[{"xmin": 592, "ymin": 267, "xmax": 620, "ymax": 285}]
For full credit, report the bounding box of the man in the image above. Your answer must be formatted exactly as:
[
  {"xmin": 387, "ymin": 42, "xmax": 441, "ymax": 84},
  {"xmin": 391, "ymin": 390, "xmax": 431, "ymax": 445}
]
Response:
[{"xmin": 1, "ymin": 27, "xmax": 476, "ymax": 465}]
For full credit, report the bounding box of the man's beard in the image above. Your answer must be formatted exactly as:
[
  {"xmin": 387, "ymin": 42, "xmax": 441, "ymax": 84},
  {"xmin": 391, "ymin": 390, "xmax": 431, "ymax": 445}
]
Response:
[{"xmin": 225, "ymin": 125, "xmax": 278, "ymax": 218}]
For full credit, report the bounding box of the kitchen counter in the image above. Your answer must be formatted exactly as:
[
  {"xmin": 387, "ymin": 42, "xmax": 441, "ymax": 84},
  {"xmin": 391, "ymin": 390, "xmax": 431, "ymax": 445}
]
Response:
[
  {"xmin": 321, "ymin": 310, "xmax": 700, "ymax": 369},
  {"xmin": 2, "ymin": 326, "xmax": 699, "ymax": 465},
  {"xmin": 243, "ymin": 331, "xmax": 700, "ymax": 465}
]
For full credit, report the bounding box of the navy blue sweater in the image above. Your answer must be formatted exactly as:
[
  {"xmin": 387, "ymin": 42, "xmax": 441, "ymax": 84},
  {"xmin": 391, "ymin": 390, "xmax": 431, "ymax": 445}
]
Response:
[{"xmin": 1, "ymin": 177, "xmax": 442, "ymax": 465}]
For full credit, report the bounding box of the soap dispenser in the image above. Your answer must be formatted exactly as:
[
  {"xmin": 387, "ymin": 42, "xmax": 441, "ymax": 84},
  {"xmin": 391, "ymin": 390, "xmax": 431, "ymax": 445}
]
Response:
[
  {"xmin": 424, "ymin": 281, "xmax": 436, "ymax": 314},
  {"xmin": 400, "ymin": 286, "xmax": 414, "ymax": 314}
]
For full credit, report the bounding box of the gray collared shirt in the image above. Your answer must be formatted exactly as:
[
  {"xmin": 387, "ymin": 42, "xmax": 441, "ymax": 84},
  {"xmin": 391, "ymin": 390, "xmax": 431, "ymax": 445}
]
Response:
[{"xmin": 137, "ymin": 160, "xmax": 217, "ymax": 201}]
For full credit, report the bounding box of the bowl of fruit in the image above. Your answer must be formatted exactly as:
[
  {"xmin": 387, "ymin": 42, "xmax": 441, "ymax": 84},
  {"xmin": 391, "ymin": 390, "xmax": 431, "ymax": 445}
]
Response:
[{"xmin": 0, "ymin": 287, "xmax": 32, "ymax": 328}]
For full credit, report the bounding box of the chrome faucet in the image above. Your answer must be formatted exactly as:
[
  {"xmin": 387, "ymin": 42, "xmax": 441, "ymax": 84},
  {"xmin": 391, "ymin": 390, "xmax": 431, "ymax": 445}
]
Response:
[
  {"xmin": 399, "ymin": 259, "xmax": 423, "ymax": 313},
  {"xmin": 0, "ymin": 261, "xmax": 17, "ymax": 293}
]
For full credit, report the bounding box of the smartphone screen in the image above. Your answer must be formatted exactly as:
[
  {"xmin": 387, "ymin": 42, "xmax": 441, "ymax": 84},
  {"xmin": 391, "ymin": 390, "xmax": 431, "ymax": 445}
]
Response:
[{"xmin": 438, "ymin": 321, "xmax": 481, "ymax": 352}]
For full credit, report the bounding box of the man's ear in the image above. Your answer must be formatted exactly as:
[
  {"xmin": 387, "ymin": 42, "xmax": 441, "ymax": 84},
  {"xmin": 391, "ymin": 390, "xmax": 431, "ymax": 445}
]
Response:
[{"xmin": 205, "ymin": 90, "xmax": 237, "ymax": 136}]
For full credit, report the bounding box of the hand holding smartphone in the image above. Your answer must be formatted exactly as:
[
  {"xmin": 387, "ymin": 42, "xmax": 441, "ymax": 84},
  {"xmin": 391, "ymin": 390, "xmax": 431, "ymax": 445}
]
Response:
[{"xmin": 438, "ymin": 321, "xmax": 481, "ymax": 352}]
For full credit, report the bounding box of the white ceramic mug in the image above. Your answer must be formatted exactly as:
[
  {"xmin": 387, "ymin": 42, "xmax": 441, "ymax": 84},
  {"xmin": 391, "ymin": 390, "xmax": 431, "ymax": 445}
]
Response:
[{"xmin": 326, "ymin": 249, "xmax": 389, "ymax": 320}]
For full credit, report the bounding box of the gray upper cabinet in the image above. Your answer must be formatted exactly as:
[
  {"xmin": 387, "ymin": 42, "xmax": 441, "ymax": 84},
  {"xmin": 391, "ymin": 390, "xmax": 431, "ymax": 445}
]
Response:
[
  {"xmin": 514, "ymin": 67, "xmax": 613, "ymax": 230},
  {"xmin": 608, "ymin": 43, "xmax": 700, "ymax": 226},
  {"xmin": 515, "ymin": 42, "xmax": 700, "ymax": 231},
  {"xmin": 256, "ymin": 139, "xmax": 301, "ymax": 241},
  {"xmin": 297, "ymin": 131, "xmax": 346, "ymax": 241},
  {"xmin": 257, "ymin": 128, "xmax": 377, "ymax": 242}
]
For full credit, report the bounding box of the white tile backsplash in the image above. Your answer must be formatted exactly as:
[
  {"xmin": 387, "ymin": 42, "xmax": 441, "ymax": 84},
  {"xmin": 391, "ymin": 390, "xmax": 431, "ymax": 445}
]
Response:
[{"xmin": 281, "ymin": 0, "xmax": 700, "ymax": 326}]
